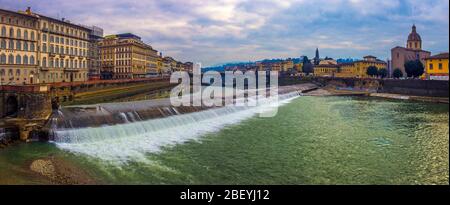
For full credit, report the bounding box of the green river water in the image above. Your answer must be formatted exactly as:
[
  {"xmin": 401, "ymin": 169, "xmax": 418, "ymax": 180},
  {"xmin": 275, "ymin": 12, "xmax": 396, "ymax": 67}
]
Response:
[{"xmin": 0, "ymin": 96, "xmax": 448, "ymax": 184}]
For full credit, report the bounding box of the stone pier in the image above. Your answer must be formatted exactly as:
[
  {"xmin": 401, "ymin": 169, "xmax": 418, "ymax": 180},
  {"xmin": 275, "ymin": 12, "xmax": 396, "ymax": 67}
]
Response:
[{"xmin": 0, "ymin": 85, "xmax": 52, "ymax": 142}]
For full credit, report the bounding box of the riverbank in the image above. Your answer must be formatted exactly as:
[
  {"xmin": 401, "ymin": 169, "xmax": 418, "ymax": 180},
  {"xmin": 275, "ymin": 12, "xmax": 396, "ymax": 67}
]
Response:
[{"xmin": 304, "ymin": 85, "xmax": 449, "ymax": 104}]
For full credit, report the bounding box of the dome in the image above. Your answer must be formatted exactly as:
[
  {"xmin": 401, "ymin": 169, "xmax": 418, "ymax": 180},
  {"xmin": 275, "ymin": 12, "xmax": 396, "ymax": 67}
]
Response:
[{"xmin": 408, "ymin": 25, "xmax": 422, "ymax": 41}]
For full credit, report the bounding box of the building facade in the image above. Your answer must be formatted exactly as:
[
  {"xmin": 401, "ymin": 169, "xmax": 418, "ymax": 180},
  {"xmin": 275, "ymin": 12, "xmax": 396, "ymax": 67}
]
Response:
[
  {"xmin": 1, "ymin": 7, "xmax": 93, "ymax": 85},
  {"xmin": 334, "ymin": 56, "xmax": 387, "ymax": 78},
  {"xmin": 425, "ymin": 53, "xmax": 449, "ymax": 80},
  {"xmin": 0, "ymin": 8, "xmax": 39, "ymax": 85},
  {"xmin": 391, "ymin": 25, "xmax": 431, "ymax": 77},
  {"xmin": 99, "ymin": 33, "xmax": 158, "ymax": 79},
  {"xmin": 85, "ymin": 26, "xmax": 103, "ymax": 80}
]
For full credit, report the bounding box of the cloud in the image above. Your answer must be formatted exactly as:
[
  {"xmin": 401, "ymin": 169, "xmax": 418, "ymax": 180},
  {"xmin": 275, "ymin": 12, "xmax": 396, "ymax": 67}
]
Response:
[{"xmin": 1, "ymin": 0, "xmax": 448, "ymax": 66}]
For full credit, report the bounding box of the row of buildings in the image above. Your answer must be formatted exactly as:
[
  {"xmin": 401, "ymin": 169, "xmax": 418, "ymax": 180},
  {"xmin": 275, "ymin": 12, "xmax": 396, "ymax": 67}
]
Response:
[
  {"xmin": 314, "ymin": 25, "xmax": 448, "ymax": 80},
  {"xmin": 208, "ymin": 24, "xmax": 447, "ymax": 80},
  {"xmin": 0, "ymin": 7, "xmax": 192, "ymax": 85}
]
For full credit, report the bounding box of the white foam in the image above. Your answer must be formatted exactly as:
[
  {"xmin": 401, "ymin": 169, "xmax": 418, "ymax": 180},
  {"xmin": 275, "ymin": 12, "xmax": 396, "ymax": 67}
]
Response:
[{"xmin": 53, "ymin": 93, "xmax": 300, "ymax": 164}]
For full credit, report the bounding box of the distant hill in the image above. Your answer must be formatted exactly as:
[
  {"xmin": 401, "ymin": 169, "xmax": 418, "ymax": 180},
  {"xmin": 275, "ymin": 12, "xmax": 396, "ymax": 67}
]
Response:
[{"xmin": 203, "ymin": 57, "xmax": 306, "ymax": 72}]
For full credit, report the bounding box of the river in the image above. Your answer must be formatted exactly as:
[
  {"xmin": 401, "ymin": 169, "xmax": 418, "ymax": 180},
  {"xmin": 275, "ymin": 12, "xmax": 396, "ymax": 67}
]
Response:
[{"xmin": 0, "ymin": 95, "xmax": 448, "ymax": 184}]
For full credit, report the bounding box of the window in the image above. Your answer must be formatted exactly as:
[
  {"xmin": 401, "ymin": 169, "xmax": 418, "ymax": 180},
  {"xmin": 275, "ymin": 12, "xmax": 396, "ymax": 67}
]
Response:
[
  {"xmin": 31, "ymin": 31, "xmax": 35, "ymax": 40},
  {"xmin": 23, "ymin": 42, "xmax": 28, "ymax": 51},
  {"xmin": 15, "ymin": 55, "xmax": 21, "ymax": 64},
  {"xmin": 16, "ymin": 69, "xmax": 20, "ymax": 76},
  {"xmin": 42, "ymin": 34, "xmax": 47, "ymax": 41},
  {"xmin": 0, "ymin": 69, "xmax": 4, "ymax": 76},
  {"xmin": 17, "ymin": 29, "xmax": 21, "ymax": 38},
  {"xmin": 429, "ymin": 64, "xmax": 433, "ymax": 70},
  {"xmin": 1, "ymin": 26, "xmax": 5, "ymax": 36},
  {"xmin": 42, "ymin": 57, "xmax": 47, "ymax": 67},
  {"xmin": 0, "ymin": 54, "xmax": 6, "ymax": 64},
  {"xmin": 439, "ymin": 63, "xmax": 443, "ymax": 70},
  {"xmin": 8, "ymin": 40, "xmax": 14, "ymax": 49},
  {"xmin": 60, "ymin": 59, "xmax": 64, "ymax": 67},
  {"xmin": 42, "ymin": 43, "xmax": 47, "ymax": 52},
  {"xmin": 24, "ymin": 30, "xmax": 28, "ymax": 39},
  {"xmin": 23, "ymin": 55, "xmax": 28, "ymax": 64},
  {"xmin": 9, "ymin": 28, "xmax": 13, "ymax": 37},
  {"xmin": 0, "ymin": 39, "xmax": 5, "ymax": 49},
  {"xmin": 16, "ymin": 41, "xmax": 21, "ymax": 50},
  {"xmin": 8, "ymin": 54, "xmax": 13, "ymax": 64},
  {"xmin": 49, "ymin": 58, "xmax": 54, "ymax": 67},
  {"xmin": 30, "ymin": 43, "xmax": 35, "ymax": 51},
  {"xmin": 30, "ymin": 56, "xmax": 35, "ymax": 64}
]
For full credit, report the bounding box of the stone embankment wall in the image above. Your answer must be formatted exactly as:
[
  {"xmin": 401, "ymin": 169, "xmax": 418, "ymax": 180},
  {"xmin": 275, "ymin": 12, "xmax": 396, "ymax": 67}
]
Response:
[{"xmin": 313, "ymin": 77, "xmax": 449, "ymax": 97}]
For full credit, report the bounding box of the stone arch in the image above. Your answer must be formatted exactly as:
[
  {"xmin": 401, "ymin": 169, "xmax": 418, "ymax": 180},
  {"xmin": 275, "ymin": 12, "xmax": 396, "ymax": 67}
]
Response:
[{"xmin": 5, "ymin": 95, "xmax": 18, "ymax": 117}]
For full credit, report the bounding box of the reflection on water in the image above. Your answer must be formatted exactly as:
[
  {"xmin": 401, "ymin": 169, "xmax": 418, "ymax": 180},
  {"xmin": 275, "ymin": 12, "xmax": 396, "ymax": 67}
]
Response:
[{"xmin": 0, "ymin": 96, "xmax": 448, "ymax": 185}]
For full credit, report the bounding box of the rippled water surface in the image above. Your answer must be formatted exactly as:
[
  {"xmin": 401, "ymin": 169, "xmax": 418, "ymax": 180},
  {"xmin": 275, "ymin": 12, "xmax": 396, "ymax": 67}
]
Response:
[{"xmin": 0, "ymin": 96, "xmax": 448, "ymax": 184}]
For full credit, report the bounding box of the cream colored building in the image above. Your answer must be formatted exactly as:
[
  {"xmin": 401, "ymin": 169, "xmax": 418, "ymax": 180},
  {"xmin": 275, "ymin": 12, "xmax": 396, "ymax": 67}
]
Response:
[
  {"xmin": 1, "ymin": 7, "xmax": 91, "ymax": 85},
  {"xmin": 36, "ymin": 13, "xmax": 90, "ymax": 83},
  {"xmin": 0, "ymin": 8, "xmax": 39, "ymax": 85}
]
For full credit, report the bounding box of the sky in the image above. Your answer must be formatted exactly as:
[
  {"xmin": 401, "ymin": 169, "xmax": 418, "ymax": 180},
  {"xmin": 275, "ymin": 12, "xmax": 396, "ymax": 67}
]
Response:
[{"xmin": 1, "ymin": 0, "xmax": 449, "ymax": 66}]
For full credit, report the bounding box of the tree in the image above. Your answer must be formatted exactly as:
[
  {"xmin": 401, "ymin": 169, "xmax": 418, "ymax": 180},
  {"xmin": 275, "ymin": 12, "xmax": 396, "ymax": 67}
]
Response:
[
  {"xmin": 404, "ymin": 60, "xmax": 424, "ymax": 78},
  {"xmin": 393, "ymin": 68, "xmax": 403, "ymax": 78},
  {"xmin": 366, "ymin": 66, "xmax": 378, "ymax": 77},
  {"xmin": 378, "ymin": 68, "xmax": 388, "ymax": 78},
  {"xmin": 302, "ymin": 56, "xmax": 314, "ymax": 75}
]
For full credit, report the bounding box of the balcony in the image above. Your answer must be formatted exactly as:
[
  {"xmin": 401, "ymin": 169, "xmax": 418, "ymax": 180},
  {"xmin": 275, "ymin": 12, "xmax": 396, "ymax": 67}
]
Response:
[{"xmin": 64, "ymin": 67, "xmax": 79, "ymax": 72}]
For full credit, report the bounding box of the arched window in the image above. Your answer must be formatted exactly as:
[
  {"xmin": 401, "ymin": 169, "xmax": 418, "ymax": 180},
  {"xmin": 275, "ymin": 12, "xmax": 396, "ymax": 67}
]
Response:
[
  {"xmin": 1, "ymin": 26, "xmax": 6, "ymax": 36},
  {"xmin": 42, "ymin": 57, "xmax": 47, "ymax": 67},
  {"xmin": 9, "ymin": 28, "xmax": 13, "ymax": 37},
  {"xmin": 16, "ymin": 29, "xmax": 21, "ymax": 38},
  {"xmin": 0, "ymin": 54, "xmax": 6, "ymax": 64},
  {"xmin": 0, "ymin": 69, "xmax": 4, "ymax": 76},
  {"xmin": 16, "ymin": 55, "xmax": 21, "ymax": 64},
  {"xmin": 0, "ymin": 39, "xmax": 5, "ymax": 49},
  {"xmin": 49, "ymin": 58, "xmax": 54, "ymax": 67},
  {"xmin": 60, "ymin": 59, "xmax": 63, "ymax": 67},
  {"xmin": 42, "ymin": 43, "xmax": 47, "ymax": 52},
  {"xmin": 8, "ymin": 54, "xmax": 14, "ymax": 64},
  {"xmin": 55, "ymin": 58, "xmax": 59, "ymax": 67},
  {"xmin": 23, "ymin": 55, "xmax": 28, "ymax": 64},
  {"xmin": 30, "ymin": 43, "xmax": 35, "ymax": 51},
  {"xmin": 23, "ymin": 42, "xmax": 28, "ymax": 51},
  {"xmin": 74, "ymin": 60, "xmax": 78, "ymax": 68},
  {"xmin": 8, "ymin": 40, "xmax": 14, "ymax": 49},
  {"xmin": 31, "ymin": 31, "xmax": 35, "ymax": 40},
  {"xmin": 30, "ymin": 56, "xmax": 35, "ymax": 65},
  {"xmin": 16, "ymin": 40, "xmax": 21, "ymax": 50},
  {"xmin": 16, "ymin": 69, "xmax": 20, "ymax": 76},
  {"xmin": 24, "ymin": 30, "xmax": 28, "ymax": 39}
]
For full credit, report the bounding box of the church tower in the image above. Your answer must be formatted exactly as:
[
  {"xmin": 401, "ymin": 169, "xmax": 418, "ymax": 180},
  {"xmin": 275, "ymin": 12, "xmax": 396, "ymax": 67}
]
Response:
[
  {"xmin": 314, "ymin": 48, "xmax": 320, "ymax": 65},
  {"xmin": 407, "ymin": 24, "xmax": 422, "ymax": 50}
]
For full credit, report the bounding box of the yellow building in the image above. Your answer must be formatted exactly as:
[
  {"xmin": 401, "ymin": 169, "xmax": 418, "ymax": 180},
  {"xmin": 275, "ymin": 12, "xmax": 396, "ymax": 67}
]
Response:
[
  {"xmin": 335, "ymin": 56, "xmax": 387, "ymax": 78},
  {"xmin": 0, "ymin": 8, "xmax": 39, "ymax": 85},
  {"xmin": 314, "ymin": 64, "xmax": 339, "ymax": 77},
  {"xmin": 425, "ymin": 53, "xmax": 449, "ymax": 80},
  {"xmin": 99, "ymin": 33, "xmax": 158, "ymax": 79},
  {"xmin": 282, "ymin": 60, "xmax": 294, "ymax": 72}
]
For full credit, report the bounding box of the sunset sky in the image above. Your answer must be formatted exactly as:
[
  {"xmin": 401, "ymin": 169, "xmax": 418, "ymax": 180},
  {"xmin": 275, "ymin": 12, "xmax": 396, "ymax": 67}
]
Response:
[{"xmin": 1, "ymin": 0, "xmax": 449, "ymax": 66}]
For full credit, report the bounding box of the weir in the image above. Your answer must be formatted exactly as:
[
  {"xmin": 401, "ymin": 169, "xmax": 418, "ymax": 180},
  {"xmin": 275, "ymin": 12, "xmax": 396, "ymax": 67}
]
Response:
[{"xmin": 48, "ymin": 84, "xmax": 317, "ymax": 162}]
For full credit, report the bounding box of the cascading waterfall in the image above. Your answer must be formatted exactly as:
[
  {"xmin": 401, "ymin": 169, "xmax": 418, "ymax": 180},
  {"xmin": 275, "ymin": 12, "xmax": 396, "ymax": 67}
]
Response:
[{"xmin": 50, "ymin": 89, "xmax": 305, "ymax": 164}]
